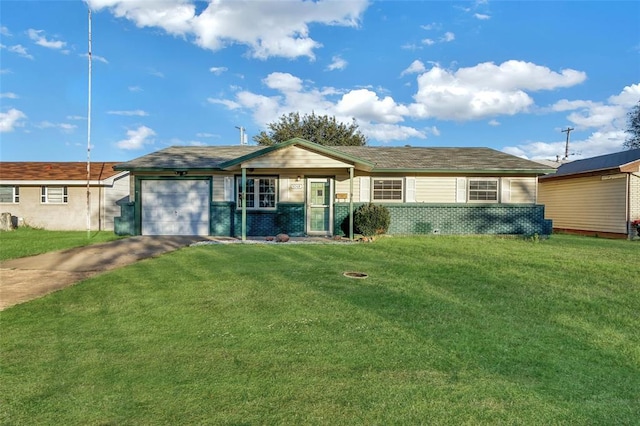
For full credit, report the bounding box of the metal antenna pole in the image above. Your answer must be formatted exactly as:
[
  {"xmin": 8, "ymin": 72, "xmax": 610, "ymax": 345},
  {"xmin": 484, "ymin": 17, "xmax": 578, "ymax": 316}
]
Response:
[
  {"xmin": 86, "ymin": 7, "xmax": 92, "ymax": 238},
  {"xmin": 561, "ymin": 127, "xmax": 574, "ymax": 160}
]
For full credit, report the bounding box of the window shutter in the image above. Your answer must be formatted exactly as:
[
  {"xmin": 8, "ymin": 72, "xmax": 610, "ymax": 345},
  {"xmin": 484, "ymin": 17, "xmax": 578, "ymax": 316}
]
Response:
[
  {"xmin": 456, "ymin": 178, "xmax": 466, "ymax": 203},
  {"xmin": 360, "ymin": 177, "xmax": 370, "ymax": 202},
  {"xmin": 405, "ymin": 177, "xmax": 416, "ymax": 202},
  {"xmin": 501, "ymin": 178, "xmax": 511, "ymax": 203},
  {"xmin": 224, "ymin": 176, "xmax": 234, "ymax": 201}
]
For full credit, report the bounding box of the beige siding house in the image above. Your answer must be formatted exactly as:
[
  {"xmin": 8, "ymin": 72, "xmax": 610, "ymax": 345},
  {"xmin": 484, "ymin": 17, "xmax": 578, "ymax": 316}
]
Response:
[
  {"xmin": 113, "ymin": 138, "xmax": 553, "ymax": 238},
  {"xmin": 538, "ymin": 148, "xmax": 640, "ymax": 239},
  {"xmin": 0, "ymin": 162, "xmax": 130, "ymax": 231}
]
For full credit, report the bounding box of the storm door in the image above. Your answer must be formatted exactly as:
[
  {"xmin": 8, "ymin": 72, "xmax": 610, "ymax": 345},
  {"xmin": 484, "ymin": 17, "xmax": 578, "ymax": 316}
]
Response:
[{"xmin": 306, "ymin": 178, "xmax": 333, "ymax": 235}]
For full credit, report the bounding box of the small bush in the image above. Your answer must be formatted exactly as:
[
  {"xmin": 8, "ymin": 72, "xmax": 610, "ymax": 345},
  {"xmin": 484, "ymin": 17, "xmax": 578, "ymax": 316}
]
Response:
[{"xmin": 354, "ymin": 203, "xmax": 391, "ymax": 237}]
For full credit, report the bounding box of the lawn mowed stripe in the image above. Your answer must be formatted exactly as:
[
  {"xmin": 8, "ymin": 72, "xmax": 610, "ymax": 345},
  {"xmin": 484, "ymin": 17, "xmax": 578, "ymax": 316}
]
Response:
[{"xmin": 1, "ymin": 236, "xmax": 638, "ymax": 424}]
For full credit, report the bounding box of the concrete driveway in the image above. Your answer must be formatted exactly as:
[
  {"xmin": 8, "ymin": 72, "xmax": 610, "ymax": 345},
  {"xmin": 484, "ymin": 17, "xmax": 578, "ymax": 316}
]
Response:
[{"xmin": 0, "ymin": 236, "xmax": 205, "ymax": 310}]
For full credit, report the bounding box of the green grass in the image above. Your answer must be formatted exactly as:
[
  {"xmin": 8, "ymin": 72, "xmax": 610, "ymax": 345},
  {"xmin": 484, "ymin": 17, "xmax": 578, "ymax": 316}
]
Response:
[
  {"xmin": 1, "ymin": 235, "xmax": 638, "ymax": 424},
  {"xmin": 0, "ymin": 227, "xmax": 122, "ymax": 261}
]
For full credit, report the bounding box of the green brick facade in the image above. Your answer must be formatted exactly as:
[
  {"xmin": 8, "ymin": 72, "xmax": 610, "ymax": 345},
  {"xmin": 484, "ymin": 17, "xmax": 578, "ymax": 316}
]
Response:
[
  {"xmin": 335, "ymin": 203, "xmax": 552, "ymax": 236},
  {"xmin": 116, "ymin": 201, "xmax": 552, "ymax": 237},
  {"xmin": 213, "ymin": 202, "xmax": 306, "ymax": 237}
]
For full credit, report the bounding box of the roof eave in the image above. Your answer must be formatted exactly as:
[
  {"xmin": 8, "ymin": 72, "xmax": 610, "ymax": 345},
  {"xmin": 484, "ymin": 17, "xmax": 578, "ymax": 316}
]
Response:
[
  {"xmin": 372, "ymin": 168, "xmax": 555, "ymax": 175},
  {"xmin": 218, "ymin": 138, "xmax": 375, "ymax": 170}
]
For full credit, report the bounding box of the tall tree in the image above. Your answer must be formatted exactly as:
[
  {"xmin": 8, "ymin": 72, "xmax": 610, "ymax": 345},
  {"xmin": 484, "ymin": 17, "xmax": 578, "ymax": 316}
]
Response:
[
  {"xmin": 624, "ymin": 101, "xmax": 640, "ymax": 150},
  {"xmin": 253, "ymin": 112, "xmax": 367, "ymax": 146}
]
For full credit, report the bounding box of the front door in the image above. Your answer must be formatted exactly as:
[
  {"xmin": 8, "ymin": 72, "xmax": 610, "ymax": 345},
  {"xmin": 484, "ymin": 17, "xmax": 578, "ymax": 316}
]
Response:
[{"xmin": 306, "ymin": 178, "xmax": 333, "ymax": 236}]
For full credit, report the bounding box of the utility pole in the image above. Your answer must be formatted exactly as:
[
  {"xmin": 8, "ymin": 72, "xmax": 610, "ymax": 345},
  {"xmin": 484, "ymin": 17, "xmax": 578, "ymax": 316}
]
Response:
[
  {"xmin": 86, "ymin": 7, "xmax": 92, "ymax": 238},
  {"xmin": 561, "ymin": 127, "xmax": 574, "ymax": 160}
]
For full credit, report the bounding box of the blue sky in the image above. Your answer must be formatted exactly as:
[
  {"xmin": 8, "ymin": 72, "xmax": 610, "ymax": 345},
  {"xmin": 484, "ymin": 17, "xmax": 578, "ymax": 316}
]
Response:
[{"xmin": 1, "ymin": 0, "xmax": 639, "ymax": 163}]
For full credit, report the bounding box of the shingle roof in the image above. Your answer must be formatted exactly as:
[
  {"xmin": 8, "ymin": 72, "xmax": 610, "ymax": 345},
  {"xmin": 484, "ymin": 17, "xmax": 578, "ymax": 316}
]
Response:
[
  {"xmin": 331, "ymin": 146, "xmax": 551, "ymax": 171},
  {"xmin": 548, "ymin": 148, "xmax": 640, "ymax": 177},
  {"xmin": 115, "ymin": 144, "xmax": 552, "ymax": 173},
  {"xmin": 0, "ymin": 162, "xmax": 124, "ymax": 181}
]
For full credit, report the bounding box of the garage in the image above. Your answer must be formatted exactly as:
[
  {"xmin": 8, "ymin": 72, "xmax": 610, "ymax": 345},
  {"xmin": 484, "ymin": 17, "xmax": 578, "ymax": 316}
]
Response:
[{"xmin": 141, "ymin": 179, "xmax": 210, "ymax": 235}]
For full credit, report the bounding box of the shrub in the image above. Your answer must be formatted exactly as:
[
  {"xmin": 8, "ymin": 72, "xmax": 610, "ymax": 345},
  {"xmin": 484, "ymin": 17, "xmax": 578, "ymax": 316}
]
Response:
[{"xmin": 354, "ymin": 203, "xmax": 391, "ymax": 236}]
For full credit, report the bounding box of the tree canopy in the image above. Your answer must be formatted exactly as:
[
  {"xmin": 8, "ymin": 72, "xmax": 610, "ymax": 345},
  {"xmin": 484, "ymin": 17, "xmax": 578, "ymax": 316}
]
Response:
[
  {"xmin": 253, "ymin": 112, "xmax": 367, "ymax": 146},
  {"xmin": 624, "ymin": 101, "xmax": 640, "ymax": 150}
]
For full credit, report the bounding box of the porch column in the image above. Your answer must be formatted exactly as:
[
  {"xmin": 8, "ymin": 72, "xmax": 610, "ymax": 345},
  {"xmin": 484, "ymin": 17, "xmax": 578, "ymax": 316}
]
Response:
[
  {"xmin": 349, "ymin": 167, "xmax": 354, "ymax": 240},
  {"xmin": 241, "ymin": 167, "xmax": 247, "ymax": 241}
]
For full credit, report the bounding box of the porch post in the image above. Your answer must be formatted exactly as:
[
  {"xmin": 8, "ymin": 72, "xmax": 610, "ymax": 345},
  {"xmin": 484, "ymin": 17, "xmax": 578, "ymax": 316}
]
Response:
[
  {"xmin": 349, "ymin": 167, "xmax": 354, "ymax": 240},
  {"xmin": 241, "ymin": 167, "xmax": 247, "ymax": 241}
]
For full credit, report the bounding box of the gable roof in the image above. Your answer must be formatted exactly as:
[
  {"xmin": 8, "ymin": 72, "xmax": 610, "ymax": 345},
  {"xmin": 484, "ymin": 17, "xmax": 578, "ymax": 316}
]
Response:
[
  {"xmin": 114, "ymin": 139, "xmax": 554, "ymax": 174},
  {"xmin": 0, "ymin": 162, "xmax": 124, "ymax": 181},
  {"xmin": 541, "ymin": 148, "xmax": 640, "ymax": 179}
]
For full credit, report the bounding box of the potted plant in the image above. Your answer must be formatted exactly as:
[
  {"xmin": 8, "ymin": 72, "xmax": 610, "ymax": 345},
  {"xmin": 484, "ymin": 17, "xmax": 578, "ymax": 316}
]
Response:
[{"xmin": 632, "ymin": 219, "xmax": 640, "ymax": 237}]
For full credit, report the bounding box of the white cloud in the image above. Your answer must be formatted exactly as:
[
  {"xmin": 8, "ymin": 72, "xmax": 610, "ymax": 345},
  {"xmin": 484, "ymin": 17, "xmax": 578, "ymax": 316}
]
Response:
[
  {"xmin": 503, "ymin": 84, "xmax": 638, "ymax": 160},
  {"xmin": 207, "ymin": 98, "xmax": 242, "ymax": 110},
  {"xmin": 421, "ymin": 23, "xmax": 441, "ymax": 31},
  {"xmin": 550, "ymin": 84, "xmax": 638, "ymax": 131},
  {"xmin": 210, "ymin": 66, "xmax": 228, "ymax": 75},
  {"xmin": 4, "ymin": 44, "xmax": 34, "ymax": 59},
  {"xmin": 422, "ymin": 38, "xmax": 435, "ymax": 46},
  {"xmin": 503, "ymin": 130, "xmax": 626, "ymax": 161},
  {"xmin": 327, "ymin": 55, "xmax": 347, "ymax": 71},
  {"xmin": 0, "ymin": 108, "xmax": 27, "ymax": 132},
  {"xmin": 80, "ymin": 53, "xmax": 109, "ymax": 64},
  {"xmin": 116, "ymin": 125, "xmax": 156, "ymax": 150},
  {"xmin": 0, "ymin": 92, "xmax": 18, "ymax": 99},
  {"xmin": 401, "ymin": 60, "xmax": 426, "ymax": 76},
  {"xmin": 35, "ymin": 121, "xmax": 77, "ymax": 133},
  {"xmin": 107, "ymin": 110, "xmax": 149, "ymax": 116},
  {"xmin": 148, "ymin": 69, "xmax": 164, "ymax": 78},
  {"xmin": 0, "ymin": 69, "xmax": 11, "ymax": 74},
  {"xmin": 27, "ymin": 29, "xmax": 66, "ymax": 50},
  {"xmin": 410, "ymin": 60, "xmax": 586, "ymax": 120},
  {"xmin": 1, "ymin": 26, "xmax": 11, "ymax": 36},
  {"xmin": 474, "ymin": 13, "xmax": 491, "ymax": 20},
  {"xmin": 67, "ymin": 115, "xmax": 86, "ymax": 120},
  {"xmin": 335, "ymin": 89, "xmax": 408, "ymax": 124},
  {"xmin": 441, "ymin": 32, "xmax": 455, "ymax": 42},
  {"xmin": 488, "ymin": 119, "xmax": 500, "ymax": 126},
  {"xmin": 88, "ymin": 0, "xmax": 369, "ymax": 60},
  {"xmin": 128, "ymin": 86, "xmax": 142, "ymax": 92},
  {"xmin": 210, "ymin": 61, "xmax": 592, "ymax": 144},
  {"xmin": 196, "ymin": 132, "xmax": 217, "ymax": 138}
]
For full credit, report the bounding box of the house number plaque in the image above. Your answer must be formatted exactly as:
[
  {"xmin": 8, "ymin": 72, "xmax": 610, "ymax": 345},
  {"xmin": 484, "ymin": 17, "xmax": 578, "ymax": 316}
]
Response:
[{"xmin": 290, "ymin": 183, "xmax": 303, "ymax": 190}]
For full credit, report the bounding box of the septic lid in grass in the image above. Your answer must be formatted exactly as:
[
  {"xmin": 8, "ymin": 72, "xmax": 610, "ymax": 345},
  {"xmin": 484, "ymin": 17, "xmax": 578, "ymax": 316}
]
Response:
[{"xmin": 343, "ymin": 271, "xmax": 368, "ymax": 279}]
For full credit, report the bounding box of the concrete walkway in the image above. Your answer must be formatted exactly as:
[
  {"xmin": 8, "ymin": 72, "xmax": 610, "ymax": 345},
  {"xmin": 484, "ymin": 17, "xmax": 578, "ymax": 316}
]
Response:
[{"xmin": 0, "ymin": 236, "xmax": 204, "ymax": 310}]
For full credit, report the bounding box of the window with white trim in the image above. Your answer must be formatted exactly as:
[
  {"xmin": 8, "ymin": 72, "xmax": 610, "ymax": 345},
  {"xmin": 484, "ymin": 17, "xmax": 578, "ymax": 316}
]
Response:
[
  {"xmin": 468, "ymin": 179, "xmax": 498, "ymax": 202},
  {"xmin": 41, "ymin": 186, "xmax": 68, "ymax": 204},
  {"xmin": 372, "ymin": 178, "xmax": 403, "ymax": 201},
  {"xmin": 0, "ymin": 186, "xmax": 19, "ymax": 203},
  {"xmin": 237, "ymin": 177, "xmax": 277, "ymax": 209}
]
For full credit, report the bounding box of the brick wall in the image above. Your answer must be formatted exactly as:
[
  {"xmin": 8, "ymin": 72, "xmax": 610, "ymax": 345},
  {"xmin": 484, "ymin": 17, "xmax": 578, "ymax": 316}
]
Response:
[{"xmin": 335, "ymin": 203, "xmax": 552, "ymax": 237}]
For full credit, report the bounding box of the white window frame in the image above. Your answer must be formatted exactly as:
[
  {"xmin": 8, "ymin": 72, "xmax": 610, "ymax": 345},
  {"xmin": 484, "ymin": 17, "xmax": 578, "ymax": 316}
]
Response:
[
  {"xmin": 372, "ymin": 178, "xmax": 404, "ymax": 202},
  {"xmin": 41, "ymin": 186, "xmax": 68, "ymax": 204},
  {"xmin": 0, "ymin": 186, "xmax": 19, "ymax": 203},
  {"xmin": 467, "ymin": 178, "xmax": 499, "ymax": 203},
  {"xmin": 236, "ymin": 176, "xmax": 277, "ymax": 210}
]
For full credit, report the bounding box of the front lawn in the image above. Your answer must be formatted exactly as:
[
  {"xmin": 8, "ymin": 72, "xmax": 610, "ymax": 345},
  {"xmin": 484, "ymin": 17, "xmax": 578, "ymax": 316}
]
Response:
[
  {"xmin": 0, "ymin": 227, "xmax": 123, "ymax": 261},
  {"xmin": 1, "ymin": 235, "xmax": 638, "ymax": 424}
]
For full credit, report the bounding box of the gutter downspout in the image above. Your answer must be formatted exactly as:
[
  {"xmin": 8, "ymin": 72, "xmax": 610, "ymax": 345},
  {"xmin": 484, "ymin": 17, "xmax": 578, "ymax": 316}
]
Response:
[
  {"xmin": 349, "ymin": 167, "xmax": 354, "ymax": 240},
  {"xmin": 242, "ymin": 167, "xmax": 247, "ymax": 241}
]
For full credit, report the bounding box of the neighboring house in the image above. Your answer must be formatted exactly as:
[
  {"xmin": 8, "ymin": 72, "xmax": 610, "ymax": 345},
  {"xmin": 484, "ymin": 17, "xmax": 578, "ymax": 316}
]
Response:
[
  {"xmin": 113, "ymin": 138, "xmax": 554, "ymax": 238},
  {"xmin": 0, "ymin": 162, "xmax": 130, "ymax": 231},
  {"xmin": 538, "ymin": 148, "xmax": 640, "ymax": 239}
]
